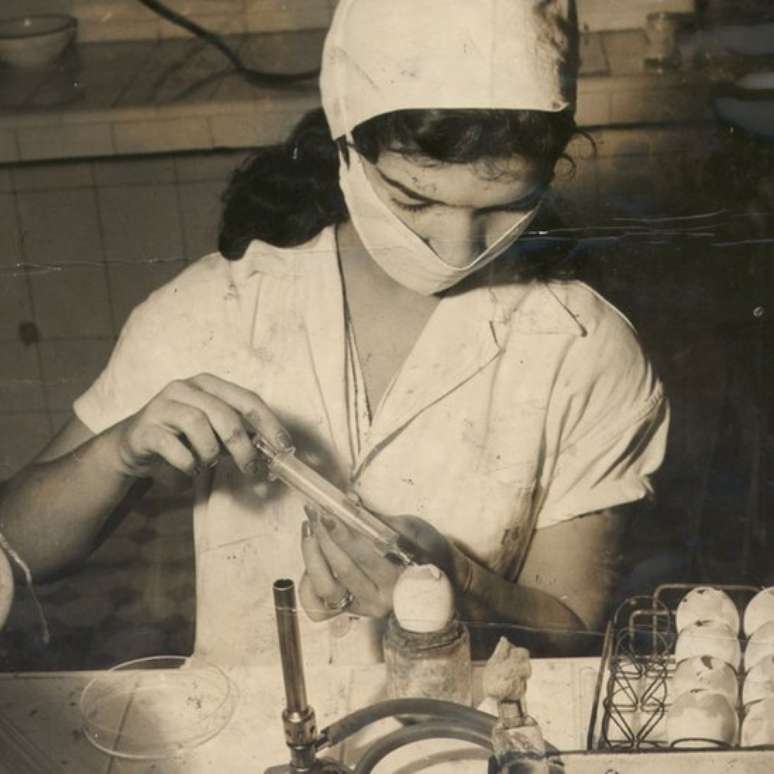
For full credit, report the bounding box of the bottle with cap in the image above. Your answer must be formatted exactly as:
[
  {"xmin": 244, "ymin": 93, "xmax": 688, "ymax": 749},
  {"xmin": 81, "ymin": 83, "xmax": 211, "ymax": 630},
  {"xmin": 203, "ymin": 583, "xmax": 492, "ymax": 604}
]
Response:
[
  {"xmin": 485, "ymin": 638, "xmax": 549, "ymax": 774},
  {"xmin": 383, "ymin": 564, "xmax": 472, "ymax": 706}
]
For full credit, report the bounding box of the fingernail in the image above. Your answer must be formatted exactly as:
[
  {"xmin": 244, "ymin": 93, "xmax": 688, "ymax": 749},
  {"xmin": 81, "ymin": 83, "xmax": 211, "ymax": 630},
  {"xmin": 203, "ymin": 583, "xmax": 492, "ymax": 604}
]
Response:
[
  {"xmin": 302, "ymin": 521, "xmax": 313, "ymax": 539},
  {"xmin": 275, "ymin": 430, "xmax": 294, "ymax": 452},
  {"xmin": 304, "ymin": 505, "xmax": 320, "ymax": 525}
]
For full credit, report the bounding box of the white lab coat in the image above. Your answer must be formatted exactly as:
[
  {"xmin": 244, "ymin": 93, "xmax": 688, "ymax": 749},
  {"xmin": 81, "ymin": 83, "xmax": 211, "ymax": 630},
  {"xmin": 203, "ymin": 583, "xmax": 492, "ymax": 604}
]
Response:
[{"xmin": 75, "ymin": 227, "xmax": 667, "ymax": 668}]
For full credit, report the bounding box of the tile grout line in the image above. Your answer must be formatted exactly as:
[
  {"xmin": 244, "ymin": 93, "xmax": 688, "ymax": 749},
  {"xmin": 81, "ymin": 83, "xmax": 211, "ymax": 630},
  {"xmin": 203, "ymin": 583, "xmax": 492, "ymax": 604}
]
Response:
[
  {"xmin": 111, "ymin": 38, "xmax": 164, "ymax": 109},
  {"xmin": 12, "ymin": 129, "xmax": 21, "ymax": 166},
  {"xmin": 167, "ymin": 161, "xmax": 191, "ymax": 267},
  {"xmin": 10, "ymin": 182, "xmax": 54, "ymax": 435},
  {"xmin": 172, "ymin": 156, "xmax": 192, "ymax": 262},
  {"xmin": 91, "ymin": 161, "xmax": 121, "ymax": 340}
]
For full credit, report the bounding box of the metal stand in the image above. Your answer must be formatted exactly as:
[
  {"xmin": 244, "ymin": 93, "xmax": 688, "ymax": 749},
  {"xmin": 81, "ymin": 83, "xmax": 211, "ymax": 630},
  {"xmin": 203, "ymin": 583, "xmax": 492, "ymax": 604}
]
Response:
[
  {"xmin": 265, "ymin": 578, "xmax": 495, "ymax": 772},
  {"xmin": 265, "ymin": 578, "xmax": 351, "ymax": 774}
]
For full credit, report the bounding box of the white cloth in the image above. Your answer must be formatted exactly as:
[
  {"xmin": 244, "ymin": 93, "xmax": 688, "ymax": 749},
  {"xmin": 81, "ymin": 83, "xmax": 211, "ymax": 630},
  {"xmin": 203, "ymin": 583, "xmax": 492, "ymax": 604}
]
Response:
[
  {"xmin": 321, "ymin": 0, "xmax": 579, "ymax": 140},
  {"xmin": 74, "ymin": 228, "xmax": 667, "ymax": 669},
  {"xmin": 338, "ymin": 147, "xmax": 541, "ymax": 295}
]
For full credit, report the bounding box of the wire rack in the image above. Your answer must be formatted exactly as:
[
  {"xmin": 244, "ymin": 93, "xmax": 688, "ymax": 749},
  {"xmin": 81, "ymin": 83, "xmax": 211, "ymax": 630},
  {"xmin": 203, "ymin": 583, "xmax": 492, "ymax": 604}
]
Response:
[{"xmin": 587, "ymin": 583, "xmax": 760, "ymax": 752}]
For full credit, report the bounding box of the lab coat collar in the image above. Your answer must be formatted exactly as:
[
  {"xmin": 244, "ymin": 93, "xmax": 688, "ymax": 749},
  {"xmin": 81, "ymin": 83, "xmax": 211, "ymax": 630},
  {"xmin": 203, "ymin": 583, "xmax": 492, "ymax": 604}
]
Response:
[
  {"xmin": 234, "ymin": 232, "xmax": 354, "ymax": 472},
  {"xmin": 301, "ymin": 238, "xmax": 353, "ymax": 472},
  {"xmin": 235, "ymin": 230, "xmax": 586, "ymax": 337},
  {"xmin": 352, "ymin": 275, "xmax": 585, "ymax": 476},
  {"xmin": 233, "ymin": 231, "xmax": 585, "ymax": 473},
  {"xmin": 234, "ymin": 232, "xmax": 334, "ymax": 281},
  {"xmin": 492, "ymin": 279, "xmax": 587, "ymax": 338},
  {"xmin": 353, "ymin": 287, "xmax": 504, "ymax": 475}
]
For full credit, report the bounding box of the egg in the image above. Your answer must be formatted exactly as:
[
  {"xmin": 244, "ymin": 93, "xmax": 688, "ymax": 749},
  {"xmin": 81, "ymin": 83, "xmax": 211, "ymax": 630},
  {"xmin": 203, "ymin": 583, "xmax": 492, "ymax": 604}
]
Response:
[
  {"xmin": 675, "ymin": 620, "xmax": 742, "ymax": 671},
  {"xmin": 744, "ymin": 620, "xmax": 774, "ymax": 673},
  {"xmin": 675, "ymin": 587, "xmax": 739, "ymax": 634},
  {"xmin": 743, "ymin": 655, "xmax": 774, "ymax": 707},
  {"xmin": 392, "ymin": 564, "xmax": 455, "ymax": 633},
  {"xmin": 672, "ymin": 656, "xmax": 738, "ymax": 706},
  {"xmin": 744, "ymin": 588, "xmax": 774, "ymax": 638},
  {"xmin": 741, "ymin": 696, "xmax": 774, "ymax": 747},
  {"xmin": 666, "ymin": 689, "xmax": 738, "ymax": 748}
]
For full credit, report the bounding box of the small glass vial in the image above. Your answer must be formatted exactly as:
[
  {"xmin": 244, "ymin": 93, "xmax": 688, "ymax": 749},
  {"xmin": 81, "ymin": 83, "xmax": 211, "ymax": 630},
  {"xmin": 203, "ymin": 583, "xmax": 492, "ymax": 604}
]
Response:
[
  {"xmin": 485, "ymin": 639, "xmax": 549, "ymax": 773},
  {"xmin": 384, "ymin": 564, "xmax": 472, "ymax": 706},
  {"xmin": 489, "ymin": 699, "xmax": 549, "ymax": 774}
]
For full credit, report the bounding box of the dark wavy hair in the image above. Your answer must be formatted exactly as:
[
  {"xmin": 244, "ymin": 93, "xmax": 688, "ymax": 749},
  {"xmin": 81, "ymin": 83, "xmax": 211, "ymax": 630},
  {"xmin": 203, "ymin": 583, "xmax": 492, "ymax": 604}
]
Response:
[{"xmin": 218, "ymin": 107, "xmax": 581, "ymax": 280}]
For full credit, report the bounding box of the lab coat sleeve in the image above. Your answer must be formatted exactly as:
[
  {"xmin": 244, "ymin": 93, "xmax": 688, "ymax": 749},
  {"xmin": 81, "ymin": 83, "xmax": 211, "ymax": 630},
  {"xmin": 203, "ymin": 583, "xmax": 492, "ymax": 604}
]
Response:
[
  {"xmin": 534, "ymin": 301, "xmax": 669, "ymax": 529},
  {"xmin": 73, "ymin": 255, "xmax": 231, "ymax": 434}
]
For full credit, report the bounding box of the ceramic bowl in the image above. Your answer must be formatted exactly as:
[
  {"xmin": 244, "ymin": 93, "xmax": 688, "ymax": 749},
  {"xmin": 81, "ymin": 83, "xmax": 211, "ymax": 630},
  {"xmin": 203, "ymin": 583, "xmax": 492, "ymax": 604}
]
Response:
[{"xmin": 0, "ymin": 15, "xmax": 77, "ymax": 69}]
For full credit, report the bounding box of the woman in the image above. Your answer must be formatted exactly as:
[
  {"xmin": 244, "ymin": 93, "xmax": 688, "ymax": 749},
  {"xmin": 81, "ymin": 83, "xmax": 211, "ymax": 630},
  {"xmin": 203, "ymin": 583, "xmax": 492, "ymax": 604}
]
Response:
[{"xmin": 0, "ymin": 0, "xmax": 667, "ymax": 665}]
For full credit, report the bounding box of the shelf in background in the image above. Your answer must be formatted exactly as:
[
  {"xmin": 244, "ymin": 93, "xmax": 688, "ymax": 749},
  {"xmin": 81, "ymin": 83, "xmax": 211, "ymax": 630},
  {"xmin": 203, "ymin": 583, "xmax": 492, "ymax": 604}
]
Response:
[{"xmin": 0, "ymin": 28, "xmax": 711, "ymax": 164}]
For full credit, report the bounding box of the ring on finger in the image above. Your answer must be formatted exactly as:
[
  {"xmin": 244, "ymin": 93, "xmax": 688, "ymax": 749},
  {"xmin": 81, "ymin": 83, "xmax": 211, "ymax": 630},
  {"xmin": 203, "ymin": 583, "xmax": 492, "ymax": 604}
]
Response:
[{"xmin": 324, "ymin": 589, "xmax": 354, "ymax": 613}]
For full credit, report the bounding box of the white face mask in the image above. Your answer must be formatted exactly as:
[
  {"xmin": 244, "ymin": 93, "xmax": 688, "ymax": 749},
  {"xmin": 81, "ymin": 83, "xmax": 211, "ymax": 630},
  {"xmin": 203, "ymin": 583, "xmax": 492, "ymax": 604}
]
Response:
[{"xmin": 339, "ymin": 148, "xmax": 541, "ymax": 296}]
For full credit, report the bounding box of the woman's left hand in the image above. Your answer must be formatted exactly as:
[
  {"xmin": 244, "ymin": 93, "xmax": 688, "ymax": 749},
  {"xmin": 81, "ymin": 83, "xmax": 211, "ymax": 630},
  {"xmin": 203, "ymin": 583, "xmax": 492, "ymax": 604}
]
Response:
[{"xmin": 298, "ymin": 506, "xmax": 471, "ymax": 621}]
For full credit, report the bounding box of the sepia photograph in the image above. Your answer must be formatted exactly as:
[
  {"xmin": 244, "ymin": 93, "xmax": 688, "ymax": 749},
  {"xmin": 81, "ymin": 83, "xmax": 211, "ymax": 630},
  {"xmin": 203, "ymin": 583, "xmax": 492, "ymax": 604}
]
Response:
[{"xmin": 0, "ymin": 0, "xmax": 773, "ymax": 771}]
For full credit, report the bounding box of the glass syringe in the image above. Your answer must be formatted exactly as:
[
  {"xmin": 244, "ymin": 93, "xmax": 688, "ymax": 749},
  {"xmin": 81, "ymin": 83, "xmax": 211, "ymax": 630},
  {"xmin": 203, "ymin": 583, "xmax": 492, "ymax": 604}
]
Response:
[{"xmin": 254, "ymin": 439, "xmax": 417, "ymax": 567}]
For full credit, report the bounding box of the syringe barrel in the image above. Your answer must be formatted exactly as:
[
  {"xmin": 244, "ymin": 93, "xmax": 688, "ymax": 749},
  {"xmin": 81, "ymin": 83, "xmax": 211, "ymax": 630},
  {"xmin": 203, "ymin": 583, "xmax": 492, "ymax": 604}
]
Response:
[{"xmin": 268, "ymin": 450, "xmax": 398, "ymax": 548}]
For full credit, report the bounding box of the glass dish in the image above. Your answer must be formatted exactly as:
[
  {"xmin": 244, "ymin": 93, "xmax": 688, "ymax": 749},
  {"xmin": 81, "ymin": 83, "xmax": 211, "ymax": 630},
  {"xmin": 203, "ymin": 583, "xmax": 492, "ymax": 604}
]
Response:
[{"xmin": 79, "ymin": 655, "xmax": 236, "ymax": 760}]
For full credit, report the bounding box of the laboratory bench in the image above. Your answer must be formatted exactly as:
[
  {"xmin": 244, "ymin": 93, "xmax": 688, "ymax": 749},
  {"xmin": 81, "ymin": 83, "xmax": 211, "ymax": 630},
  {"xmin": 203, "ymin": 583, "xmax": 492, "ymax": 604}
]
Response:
[{"xmin": 1, "ymin": 657, "xmax": 772, "ymax": 773}]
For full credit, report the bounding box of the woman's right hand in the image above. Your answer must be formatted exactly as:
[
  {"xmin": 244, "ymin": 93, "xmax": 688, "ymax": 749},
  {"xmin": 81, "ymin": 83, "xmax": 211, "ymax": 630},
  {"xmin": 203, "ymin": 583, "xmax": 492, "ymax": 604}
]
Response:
[{"xmin": 108, "ymin": 373, "xmax": 292, "ymax": 480}]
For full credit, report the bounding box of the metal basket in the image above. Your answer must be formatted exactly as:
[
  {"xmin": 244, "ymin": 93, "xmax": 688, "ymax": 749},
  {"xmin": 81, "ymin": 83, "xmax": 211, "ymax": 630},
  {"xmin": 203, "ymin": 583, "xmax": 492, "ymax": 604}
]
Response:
[{"xmin": 587, "ymin": 583, "xmax": 760, "ymax": 752}]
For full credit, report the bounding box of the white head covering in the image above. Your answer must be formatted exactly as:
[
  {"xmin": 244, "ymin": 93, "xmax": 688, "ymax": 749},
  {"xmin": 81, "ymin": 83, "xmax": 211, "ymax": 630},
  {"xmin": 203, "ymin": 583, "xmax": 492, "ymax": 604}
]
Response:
[
  {"xmin": 320, "ymin": 0, "xmax": 578, "ymax": 296},
  {"xmin": 321, "ymin": 0, "xmax": 578, "ymax": 139}
]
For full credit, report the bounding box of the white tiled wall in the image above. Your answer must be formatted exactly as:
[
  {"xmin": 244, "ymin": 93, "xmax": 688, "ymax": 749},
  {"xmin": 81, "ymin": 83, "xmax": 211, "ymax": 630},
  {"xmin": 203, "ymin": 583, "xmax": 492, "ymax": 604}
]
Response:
[
  {"xmin": 0, "ymin": 341, "xmax": 47, "ymax": 413},
  {"xmin": 0, "ymin": 148, "xmax": 247, "ymax": 480},
  {"xmin": 0, "ymin": 123, "xmax": 713, "ymax": 480}
]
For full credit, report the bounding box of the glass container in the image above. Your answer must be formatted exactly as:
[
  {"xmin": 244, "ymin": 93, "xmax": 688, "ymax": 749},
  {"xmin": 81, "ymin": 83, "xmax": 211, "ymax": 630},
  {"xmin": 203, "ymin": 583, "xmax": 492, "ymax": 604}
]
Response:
[
  {"xmin": 80, "ymin": 655, "xmax": 236, "ymax": 760},
  {"xmin": 383, "ymin": 613, "xmax": 472, "ymax": 707}
]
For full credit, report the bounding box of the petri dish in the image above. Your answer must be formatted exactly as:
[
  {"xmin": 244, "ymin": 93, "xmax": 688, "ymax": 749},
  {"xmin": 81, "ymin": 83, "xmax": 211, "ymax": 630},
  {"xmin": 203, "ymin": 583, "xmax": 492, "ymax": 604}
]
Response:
[{"xmin": 80, "ymin": 655, "xmax": 236, "ymax": 760}]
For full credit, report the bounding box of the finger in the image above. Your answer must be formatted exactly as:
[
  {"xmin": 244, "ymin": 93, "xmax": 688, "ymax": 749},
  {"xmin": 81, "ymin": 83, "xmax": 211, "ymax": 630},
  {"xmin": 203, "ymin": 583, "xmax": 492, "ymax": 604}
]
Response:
[
  {"xmin": 317, "ymin": 519, "xmax": 379, "ymax": 598},
  {"xmin": 188, "ymin": 373, "xmax": 293, "ymax": 452},
  {"xmin": 145, "ymin": 427, "xmax": 198, "ymax": 476},
  {"xmin": 164, "ymin": 382, "xmax": 260, "ymax": 474},
  {"xmin": 160, "ymin": 401, "xmax": 221, "ymax": 468},
  {"xmin": 300, "ymin": 521, "xmax": 343, "ymax": 602},
  {"xmin": 298, "ymin": 573, "xmax": 335, "ymax": 622},
  {"xmin": 320, "ymin": 514, "xmax": 400, "ymax": 588}
]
